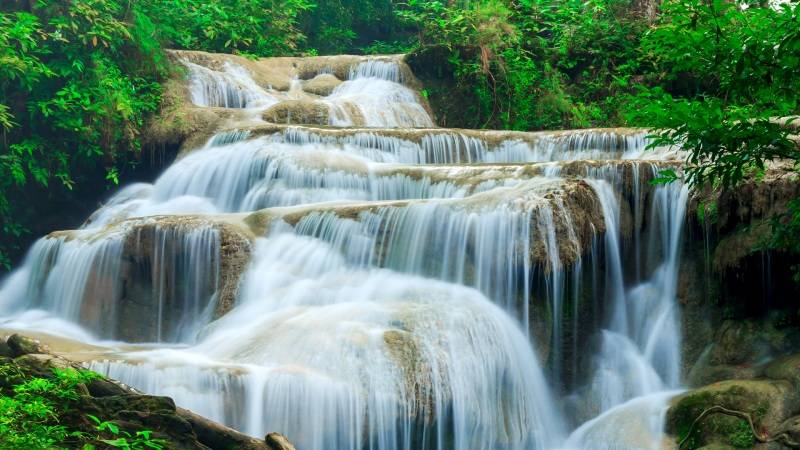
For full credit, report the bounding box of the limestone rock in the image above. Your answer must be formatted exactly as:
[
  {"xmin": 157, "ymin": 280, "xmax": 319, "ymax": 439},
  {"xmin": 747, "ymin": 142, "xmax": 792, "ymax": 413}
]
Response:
[
  {"xmin": 383, "ymin": 329, "xmax": 436, "ymax": 420},
  {"xmin": 43, "ymin": 215, "xmax": 254, "ymax": 342},
  {"xmin": 15, "ymin": 353, "xmax": 72, "ymax": 370},
  {"xmin": 114, "ymin": 217, "xmax": 253, "ymax": 340},
  {"xmin": 263, "ymin": 100, "xmax": 331, "ymax": 125},
  {"xmin": 302, "ymin": 73, "xmax": 342, "ymax": 96},
  {"xmin": 689, "ymin": 162, "xmax": 800, "ymax": 272},
  {"xmin": 688, "ymin": 357, "xmax": 763, "ymax": 388}
]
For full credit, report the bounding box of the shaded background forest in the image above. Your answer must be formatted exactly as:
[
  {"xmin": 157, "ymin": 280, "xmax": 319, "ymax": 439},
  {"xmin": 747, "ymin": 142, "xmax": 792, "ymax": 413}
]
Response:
[{"xmin": 1, "ymin": 0, "xmax": 798, "ymax": 272}]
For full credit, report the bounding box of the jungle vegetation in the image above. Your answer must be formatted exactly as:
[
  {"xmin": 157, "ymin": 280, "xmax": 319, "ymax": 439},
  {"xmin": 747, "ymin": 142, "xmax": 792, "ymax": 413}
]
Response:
[{"xmin": 1, "ymin": 0, "xmax": 798, "ymax": 270}]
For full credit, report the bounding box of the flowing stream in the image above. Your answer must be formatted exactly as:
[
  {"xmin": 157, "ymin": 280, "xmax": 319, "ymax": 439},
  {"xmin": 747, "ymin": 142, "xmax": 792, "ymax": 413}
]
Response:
[{"xmin": 0, "ymin": 54, "xmax": 689, "ymax": 449}]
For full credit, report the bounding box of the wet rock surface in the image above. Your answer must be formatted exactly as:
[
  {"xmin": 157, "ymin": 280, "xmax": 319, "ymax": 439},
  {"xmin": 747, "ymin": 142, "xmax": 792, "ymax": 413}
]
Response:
[
  {"xmin": 34, "ymin": 216, "xmax": 254, "ymax": 342},
  {"xmin": 302, "ymin": 73, "xmax": 343, "ymax": 96},
  {"xmin": 117, "ymin": 217, "xmax": 254, "ymax": 340},
  {"xmin": 686, "ymin": 319, "xmax": 800, "ymax": 387},
  {"xmin": 263, "ymin": 100, "xmax": 332, "ymax": 125},
  {"xmin": 679, "ymin": 163, "xmax": 800, "ymax": 380}
]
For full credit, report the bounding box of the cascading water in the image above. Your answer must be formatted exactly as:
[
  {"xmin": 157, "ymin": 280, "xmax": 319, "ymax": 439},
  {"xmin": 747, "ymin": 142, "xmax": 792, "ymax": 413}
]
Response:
[
  {"xmin": 0, "ymin": 51, "xmax": 690, "ymax": 450},
  {"xmin": 180, "ymin": 53, "xmax": 434, "ymax": 128}
]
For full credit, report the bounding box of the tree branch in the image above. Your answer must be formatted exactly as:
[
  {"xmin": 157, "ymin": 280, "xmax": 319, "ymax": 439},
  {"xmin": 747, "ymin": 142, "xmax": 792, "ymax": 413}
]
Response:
[{"xmin": 678, "ymin": 405, "xmax": 800, "ymax": 449}]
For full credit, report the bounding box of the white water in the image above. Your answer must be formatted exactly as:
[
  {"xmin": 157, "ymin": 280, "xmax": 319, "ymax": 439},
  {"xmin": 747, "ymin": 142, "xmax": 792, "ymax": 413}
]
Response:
[
  {"xmin": 0, "ymin": 53, "xmax": 690, "ymax": 450},
  {"xmin": 186, "ymin": 61, "xmax": 282, "ymax": 109},
  {"xmin": 91, "ymin": 235, "xmax": 564, "ymax": 449},
  {"xmin": 0, "ymin": 219, "xmax": 222, "ymax": 343},
  {"xmin": 184, "ymin": 56, "xmax": 434, "ymax": 128},
  {"xmin": 325, "ymin": 61, "xmax": 433, "ymax": 127}
]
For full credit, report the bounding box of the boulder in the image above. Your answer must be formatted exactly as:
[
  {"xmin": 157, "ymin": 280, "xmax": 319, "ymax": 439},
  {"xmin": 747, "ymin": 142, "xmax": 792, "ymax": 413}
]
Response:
[
  {"xmin": 667, "ymin": 379, "xmax": 800, "ymax": 449},
  {"xmin": 76, "ymin": 216, "xmax": 253, "ymax": 341},
  {"xmin": 7, "ymin": 333, "xmax": 49, "ymax": 357},
  {"xmin": 685, "ymin": 320, "xmax": 800, "ymax": 387},
  {"xmin": 15, "ymin": 353, "xmax": 72, "ymax": 370},
  {"xmin": 263, "ymin": 100, "xmax": 330, "ymax": 125},
  {"xmin": 302, "ymin": 73, "xmax": 342, "ymax": 96},
  {"xmin": 179, "ymin": 407, "xmax": 268, "ymax": 450},
  {"xmin": 764, "ymin": 353, "xmax": 800, "ymax": 388}
]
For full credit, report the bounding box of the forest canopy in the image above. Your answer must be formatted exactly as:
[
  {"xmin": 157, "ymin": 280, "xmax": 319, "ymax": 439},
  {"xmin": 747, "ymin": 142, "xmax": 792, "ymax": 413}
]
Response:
[{"xmin": 1, "ymin": 0, "xmax": 798, "ymax": 268}]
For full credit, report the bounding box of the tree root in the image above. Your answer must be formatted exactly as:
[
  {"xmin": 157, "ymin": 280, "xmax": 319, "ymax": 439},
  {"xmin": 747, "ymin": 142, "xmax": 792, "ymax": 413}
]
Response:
[{"xmin": 678, "ymin": 405, "xmax": 800, "ymax": 448}]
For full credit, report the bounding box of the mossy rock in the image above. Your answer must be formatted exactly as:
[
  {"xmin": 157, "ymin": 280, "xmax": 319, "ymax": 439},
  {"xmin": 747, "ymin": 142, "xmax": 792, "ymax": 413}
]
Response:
[
  {"xmin": 7, "ymin": 333, "xmax": 49, "ymax": 357},
  {"xmin": 774, "ymin": 415, "xmax": 800, "ymax": 447},
  {"xmin": 686, "ymin": 320, "xmax": 800, "ymax": 387},
  {"xmin": 688, "ymin": 361, "xmax": 763, "ymax": 388},
  {"xmin": 93, "ymin": 394, "xmax": 177, "ymax": 414},
  {"xmin": 667, "ymin": 379, "xmax": 800, "ymax": 449},
  {"xmin": 763, "ymin": 353, "xmax": 800, "ymax": 388},
  {"xmin": 0, "ymin": 339, "xmax": 13, "ymax": 358}
]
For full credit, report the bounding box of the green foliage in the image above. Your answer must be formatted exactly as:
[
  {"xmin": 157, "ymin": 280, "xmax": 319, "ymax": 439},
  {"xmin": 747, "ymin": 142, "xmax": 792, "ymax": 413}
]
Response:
[
  {"xmin": 628, "ymin": 0, "xmax": 800, "ymax": 277},
  {"xmin": 0, "ymin": 0, "xmax": 313, "ymax": 268},
  {"xmin": 0, "ymin": 362, "xmax": 99, "ymax": 448},
  {"xmin": 639, "ymin": 0, "xmax": 800, "ymax": 103},
  {"xmin": 398, "ymin": 0, "xmax": 647, "ymax": 129},
  {"xmin": 0, "ymin": 0, "xmax": 166, "ymax": 268},
  {"xmin": 299, "ymin": 0, "xmax": 407, "ymax": 54},
  {"xmin": 629, "ymin": 0, "xmax": 800, "ymax": 188},
  {"xmin": 86, "ymin": 415, "xmax": 166, "ymax": 450},
  {"xmin": 696, "ymin": 201, "xmax": 718, "ymax": 226},
  {"xmin": 399, "ymin": 0, "xmax": 800, "ymax": 277},
  {"xmin": 0, "ymin": 360, "xmax": 164, "ymax": 449},
  {"xmin": 633, "ymin": 97, "xmax": 798, "ymax": 187},
  {"xmin": 138, "ymin": 0, "xmax": 313, "ymax": 57},
  {"xmin": 361, "ymin": 39, "xmax": 415, "ymax": 55},
  {"xmin": 1, "ymin": 0, "xmax": 799, "ymax": 271}
]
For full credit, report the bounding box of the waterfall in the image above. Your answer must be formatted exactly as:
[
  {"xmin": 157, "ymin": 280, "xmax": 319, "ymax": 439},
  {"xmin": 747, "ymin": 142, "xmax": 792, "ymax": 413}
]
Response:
[
  {"xmin": 90, "ymin": 233, "xmax": 564, "ymax": 449},
  {"xmin": 325, "ymin": 63, "xmax": 433, "ymax": 128},
  {"xmin": 180, "ymin": 55, "xmax": 434, "ymax": 128},
  {"xmin": 185, "ymin": 61, "xmax": 281, "ymax": 109},
  {"xmin": 562, "ymin": 173, "xmax": 689, "ymax": 449},
  {"xmin": 0, "ymin": 51, "xmax": 691, "ymax": 450},
  {"xmin": 0, "ymin": 220, "xmax": 224, "ymax": 343},
  {"xmin": 349, "ymin": 60, "xmax": 404, "ymax": 82}
]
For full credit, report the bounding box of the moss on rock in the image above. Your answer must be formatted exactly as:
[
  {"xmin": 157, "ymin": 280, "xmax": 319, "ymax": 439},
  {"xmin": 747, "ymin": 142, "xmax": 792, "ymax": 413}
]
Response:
[{"xmin": 667, "ymin": 379, "xmax": 800, "ymax": 449}]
